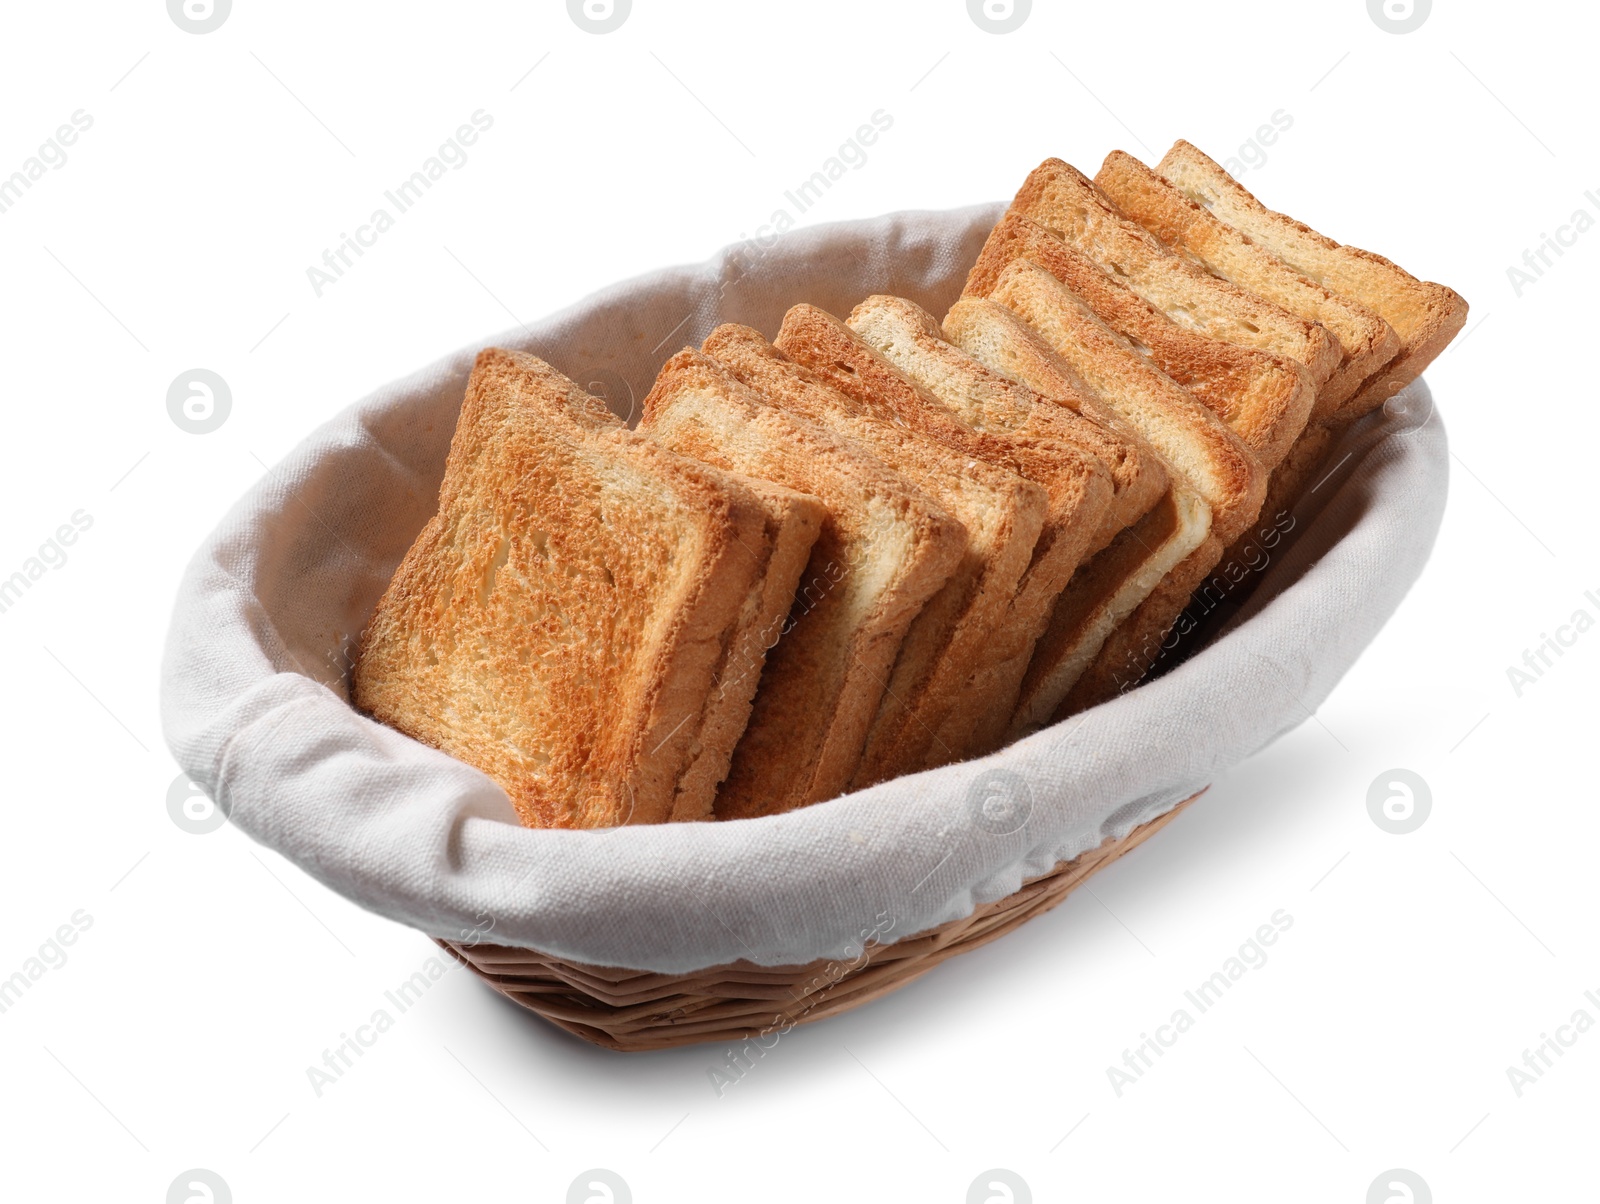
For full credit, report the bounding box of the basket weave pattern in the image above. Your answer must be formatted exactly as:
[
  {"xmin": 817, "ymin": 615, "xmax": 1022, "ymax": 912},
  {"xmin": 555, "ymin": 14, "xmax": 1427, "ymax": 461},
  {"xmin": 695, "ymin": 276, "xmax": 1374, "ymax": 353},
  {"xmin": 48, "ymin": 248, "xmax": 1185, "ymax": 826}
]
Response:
[{"xmin": 438, "ymin": 792, "xmax": 1199, "ymax": 1051}]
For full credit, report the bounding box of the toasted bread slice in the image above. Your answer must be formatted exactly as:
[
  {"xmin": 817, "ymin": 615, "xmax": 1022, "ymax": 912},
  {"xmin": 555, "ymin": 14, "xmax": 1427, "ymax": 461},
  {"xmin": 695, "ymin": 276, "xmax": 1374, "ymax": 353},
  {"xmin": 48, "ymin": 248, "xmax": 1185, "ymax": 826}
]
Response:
[
  {"xmin": 964, "ymin": 210, "xmax": 1314, "ymax": 467},
  {"xmin": 641, "ymin": 348, "xmax": 963, "ymax": 817},
  {"xmin": 848, "ymin": 294, "xmax": 1151, "ymax": 550},
  {"xmin": 942, "ymin": 297, "xmax": 1213, "ymax": 730},
  {"xmin": 1210, "ymin": 413, "xmax": 1339, "ymax": 606},
  {"xmin": 1014, "ymin": 487, "xmax": 1211, "ymax": 734},
  {"xmin": 1157, "ymin": 140, "xmax": 1468, "ymax": 415},
  {"xmin": 939, "ymin": 294, "xmax": 1171, "ymax": 527},
  {"xmin": 1008, "ymin": 158, "xmax": 1329, "ymax": 462},
  {"xmin": 775, "ymin": 303, "xmax": 1119, "ymax": 767},
  {"xmin": 1059, "ymin": 533, "xmax": 1226, "ymax": 713},
  {"xmin": 844, "ymin": 294, "xmax": 1129, "ymax": 754},
  {"xmin": 670, "ymin": 478, "xmax": 825, "ymax": 820},
  {"xmin": 1095, "ymin": 150, "xmax": 1400, "ymax": 415},
  {"xmin": 977, "ymin": 260, "xmax": 1271, "ymax": 711},
  {"xmin": 703, "ymin": 322, "xmax": 1050, "ymax": 781},
  {"xmin": 353, "ymin": 348, "xmax": 772, "ymax": 829},
  {"xmin": 503, "ymin": 354, "xmax": 827, "ymax": 821},
  {"xmin": 982, "ymin": 259, "xmax": 1264, "ymax": 546}
]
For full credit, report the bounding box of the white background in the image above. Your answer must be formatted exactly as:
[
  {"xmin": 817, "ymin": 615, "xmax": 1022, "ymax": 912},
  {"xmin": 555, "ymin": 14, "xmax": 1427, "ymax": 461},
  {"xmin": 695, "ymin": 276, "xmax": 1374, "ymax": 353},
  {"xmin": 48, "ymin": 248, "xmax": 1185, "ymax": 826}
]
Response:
[{"xmin": 0, "ymin": 0, "xmax": 1593, "ymax": 1200}]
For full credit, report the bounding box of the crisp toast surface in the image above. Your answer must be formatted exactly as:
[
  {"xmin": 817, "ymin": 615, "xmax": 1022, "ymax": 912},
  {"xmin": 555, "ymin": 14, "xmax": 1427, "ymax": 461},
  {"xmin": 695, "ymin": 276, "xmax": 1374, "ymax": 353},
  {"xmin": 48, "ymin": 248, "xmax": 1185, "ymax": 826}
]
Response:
[
  {"xmin": 705, "ymin": 321, "xmax": 1048, "ymax": 782},
  {"xmin": 641, "ymin": 348, "xmax": 963, "ymax": 817},
  {"xmin": 1095, "ymin": 150, "xmax": 1399, "ymax": 416},
  {"xmin": 940, "ymin": 294, "xmax": 1170, "ymax": 530},
  {"xmin": 669, "ymin": 477, "xmax": 825, "ymax": 821},
  {"xmin": 974, "ymin": 258, "xmax": 1268, "ymax": 712},
  {"xmin": 775, "ymin": 303, "xmax": 1117, "ymax": 770},
  {"xmin": 844, "ymin": 294, "xmax": 1124, "ymax": 755},
  {"xmin": 1157, "ymin": 140, "xmax": 1467, "ymax": 415},
  {"xmin": 848, "ymin": 294, "xmax": 1137, "ymax": 551},
  {"xmin": 501, "ymin": 356, "xmax": 826, "ymax": 821},
  {"xmin": 982, "ymin": 258, "xmax": 1264, "ymax": 545},
  {"xmin": 942, "ymin": 296, "xmax": 1213, "ymax": 729},
  {"xmin": 1059, "ymin": 532, "xmax": 1227, "ymax": 713},
  {"xmin": 353, "ymin": 348, "xmax": 769, "ymax": 829},
  {"xmin": 965, "ymin": 209, "xmax": 1314, "ymax": 470},
  {"xmin": 1012, "ymin": 484, "xmax": 1210, "ymax": 734},
  {"xmin": 1010, "ymin": 159, "xmax": 1340, "ymax": 408}
]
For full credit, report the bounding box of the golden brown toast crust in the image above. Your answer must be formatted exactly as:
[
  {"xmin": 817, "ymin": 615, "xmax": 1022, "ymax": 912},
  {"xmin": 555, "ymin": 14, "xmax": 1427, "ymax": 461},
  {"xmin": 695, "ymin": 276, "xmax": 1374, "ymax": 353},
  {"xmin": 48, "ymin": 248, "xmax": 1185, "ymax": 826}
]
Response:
[
  {"xmin": 941, "ymin": 295, "xmax": 1170, "ymax": 530},
  {"xmin": 972, "ymin": 254, "xmax": 1276, "ymax": 712},
  {"xmin": 354, "ymin": 348, "xmax": 769, "ymax": 829},
  {"xmin": 1212, "ymin": 415, "xmax": 1340, "ymax": 608},
  {"xmin": 1095, "ymin": 150, "xmax": 1400, "ymax": 417},
  {"xmin": 706, "ymin": 320, "xmax": 1050, "ymax": 782},
  {"xmin": 1157, "ymin": 140, "xmax": 1467, "ymax": 416},
  {"xmin": 842, "ymin": 294, "xmax": 1126, "ymax": 756},
  {"xmin": 1012, "ymin": 483, "xmax": 1211, "ymax": 733},
  {"xmin": 982, "ymin": 258, "xmax": 1265, "ymax": 546},
  {"xmin": 640, "ymin": 347, "xmax": 964, "ymax": 817},
  {"xmin": 848, "ymin": 293, "xmax": 1132, "ymax": 551},
  {"xmin": 963, "ymin": 210, "xmax": 1313, "ymax": 470},
  {"xmin": 669, "ymin": 478, "xmax": 825, "ymax": 821},
  {"xmin": 1010, "ymin": 159, "xmax": 1341, "ymax": 401},
  {"xmin": 939, "ymin": 296, "xmax": 1218, "ymax": 732},
  {"xmin": 1059, "ymin": 534, "xmax": 1226, "ymax": 714},
  {"xmin": 774, "ymin": 303, "xmax": 1121, "ymax": 770}
]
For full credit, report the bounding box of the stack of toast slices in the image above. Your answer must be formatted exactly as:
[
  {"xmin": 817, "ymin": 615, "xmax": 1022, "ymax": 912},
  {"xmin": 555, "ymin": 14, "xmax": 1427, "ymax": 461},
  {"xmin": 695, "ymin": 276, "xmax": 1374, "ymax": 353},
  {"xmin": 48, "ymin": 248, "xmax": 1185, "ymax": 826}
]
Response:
[{"xmin": 354, "ymin": 143, "xmax": 1467, "ymax": 829}]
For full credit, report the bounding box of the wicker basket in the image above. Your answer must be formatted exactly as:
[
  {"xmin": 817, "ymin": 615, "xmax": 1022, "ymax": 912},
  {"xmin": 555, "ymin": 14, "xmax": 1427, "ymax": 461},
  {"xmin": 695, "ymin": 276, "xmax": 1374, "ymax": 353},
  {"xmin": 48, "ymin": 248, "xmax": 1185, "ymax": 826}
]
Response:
[{"xmin": 437, "ymin": 791, "xmax": 1200, "ymax": 1051}]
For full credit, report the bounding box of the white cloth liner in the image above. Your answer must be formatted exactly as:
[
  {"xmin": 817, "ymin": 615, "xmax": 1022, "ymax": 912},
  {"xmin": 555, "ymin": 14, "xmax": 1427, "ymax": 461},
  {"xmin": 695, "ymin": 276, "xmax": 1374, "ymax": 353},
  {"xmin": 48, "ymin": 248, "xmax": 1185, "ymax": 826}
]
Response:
[{"xmin": 159, "ymin": 204, "xmax": 1448, "ymax": 974}]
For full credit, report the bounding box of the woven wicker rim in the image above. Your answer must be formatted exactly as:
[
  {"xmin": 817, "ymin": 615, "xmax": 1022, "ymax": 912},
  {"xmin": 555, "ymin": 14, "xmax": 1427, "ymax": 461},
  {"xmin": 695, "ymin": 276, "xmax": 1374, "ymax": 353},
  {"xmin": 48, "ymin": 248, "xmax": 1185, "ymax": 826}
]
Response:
[{"xmin": 438, "ymin": 791, "xmax": 1201, "ymax": 1051}]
